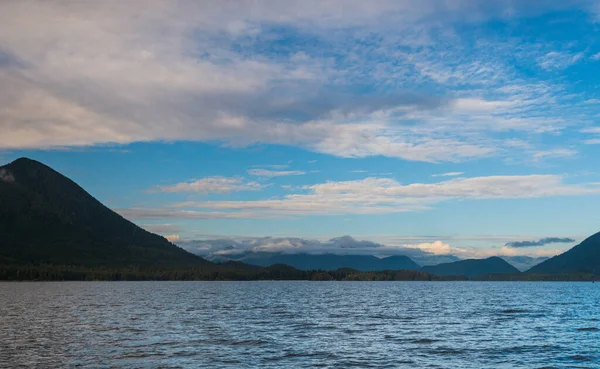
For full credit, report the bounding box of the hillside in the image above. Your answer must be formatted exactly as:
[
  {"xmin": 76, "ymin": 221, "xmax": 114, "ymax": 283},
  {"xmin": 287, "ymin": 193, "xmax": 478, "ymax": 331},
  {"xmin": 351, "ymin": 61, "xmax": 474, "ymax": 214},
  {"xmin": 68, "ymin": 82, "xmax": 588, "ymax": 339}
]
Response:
[
  {"xmin": 0, "ymin": 158, "xmax": 207, "ymax": 267},
  {"xmin": 421, "ymin": 256, "xmax": 520, "ymax": 279},
  {"xmin": 229, "ymin": 252, "xmax": 421, "ymax": 271},
  {"xmin": 527, "ymin": 231, "xmax": 600, "ymax": 274}
]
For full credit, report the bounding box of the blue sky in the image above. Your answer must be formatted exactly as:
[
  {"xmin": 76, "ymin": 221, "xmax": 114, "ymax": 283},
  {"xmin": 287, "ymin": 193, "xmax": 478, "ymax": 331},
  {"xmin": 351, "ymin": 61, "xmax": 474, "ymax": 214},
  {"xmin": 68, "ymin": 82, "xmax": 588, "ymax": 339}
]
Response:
[{"xmin": 2, "ymin": 0, "xmax": 600, "ymax": 259}]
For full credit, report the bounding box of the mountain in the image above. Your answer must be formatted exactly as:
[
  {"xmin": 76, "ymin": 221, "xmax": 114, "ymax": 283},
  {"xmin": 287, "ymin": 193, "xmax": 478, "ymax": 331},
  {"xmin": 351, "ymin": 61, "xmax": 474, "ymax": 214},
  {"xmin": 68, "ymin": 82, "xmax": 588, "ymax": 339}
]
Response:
[
  {"xmin": 501, "ymin": 256, "xmax": 549, "ymax": 272},
  {"xmin": 219, "ymin": 252, "xmax": 421, "ymax": 271},
  {"xmin": 421, "ymin": 256, "xmax": 520, "ymax": 278},
  {"xmin": 0, "ymin": 157, "xmax": 207, "ymax": 267},
  {"xmin": 527, "ymin": 231, "xmax": 600, "ymax": 274},
  {"xmin": 410, "ymin": 254, "xmax": 461, "ymax": 267}
]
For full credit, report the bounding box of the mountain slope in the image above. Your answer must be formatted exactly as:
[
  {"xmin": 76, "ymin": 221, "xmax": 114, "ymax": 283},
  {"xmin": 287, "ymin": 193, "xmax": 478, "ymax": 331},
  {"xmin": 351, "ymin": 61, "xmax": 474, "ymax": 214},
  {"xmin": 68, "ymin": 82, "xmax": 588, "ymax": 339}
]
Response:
[
  {"xmin": 421, "ymin": 257, "xmax": 520, "ymax": 278},
  {"xmin": 0, "ymin": 158, "xmax": 207, "ymax": 266},
  {"xmin": 527, "ymin": 232, "xmax": 600, "ymax": 274},
  {"xmin": 230, "ymin": 252, "xmax": 421, "ymax": 271}
]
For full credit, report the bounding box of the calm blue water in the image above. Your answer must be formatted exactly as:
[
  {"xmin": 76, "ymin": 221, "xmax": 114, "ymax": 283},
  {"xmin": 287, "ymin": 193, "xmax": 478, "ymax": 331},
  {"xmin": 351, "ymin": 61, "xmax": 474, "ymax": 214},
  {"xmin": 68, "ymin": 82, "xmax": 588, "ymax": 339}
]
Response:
[{"xmin": 0, "ymin": 281, "xmax": 598, "ymax": 368}]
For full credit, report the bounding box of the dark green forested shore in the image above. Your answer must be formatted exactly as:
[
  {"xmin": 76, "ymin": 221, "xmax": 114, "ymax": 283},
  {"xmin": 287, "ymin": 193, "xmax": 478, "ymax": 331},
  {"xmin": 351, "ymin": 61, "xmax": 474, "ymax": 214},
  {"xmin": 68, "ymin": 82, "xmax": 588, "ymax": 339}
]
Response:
[
  {"xmin": 2, "ymin": 263, "xmax": 598, "ymax": 281},
  {"xmin": 0, "ymin": 263, "xmax": 468, "ymax": 282}
]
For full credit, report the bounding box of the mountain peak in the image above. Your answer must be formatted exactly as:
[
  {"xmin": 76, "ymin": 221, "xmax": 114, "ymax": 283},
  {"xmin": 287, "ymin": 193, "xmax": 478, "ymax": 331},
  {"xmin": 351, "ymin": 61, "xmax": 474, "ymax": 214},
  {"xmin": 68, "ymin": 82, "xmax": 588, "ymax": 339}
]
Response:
[
  {"xmin": 422, "ymin": 256, "xmax": 520, "ymax": 279},
  {"xmin": 528, "ymin": 231, "xmax": 600, "ymax": 274},
  {"xmin": 0, "ymin": 158, "xmax": 207, "ymax": 267},
  {"xmin": 4, "ymin": 157, "xmax": 44, "ymax": 169}
]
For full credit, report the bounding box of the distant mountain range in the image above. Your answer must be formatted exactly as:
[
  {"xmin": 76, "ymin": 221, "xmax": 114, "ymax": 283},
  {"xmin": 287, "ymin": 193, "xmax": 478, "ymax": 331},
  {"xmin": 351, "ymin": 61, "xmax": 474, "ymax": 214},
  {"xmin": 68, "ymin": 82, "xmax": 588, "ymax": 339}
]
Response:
[
  {"xmin": 218, "ymin": 252, "xmax": 421, "ymax": 271},
  {"xmin": 0, "ymin": 158, "xmax": 207, "ymax": 267},
  {"xmin": 501, "ymin": 256, "xmax": 549, "ymax": 272},
  {"xmin": 206, "ymin": 251, "xmax": 549, "ymax": 273},
  {"xmin": 422, "ymin": 257, "xmax": 520, "ymax": 278}
]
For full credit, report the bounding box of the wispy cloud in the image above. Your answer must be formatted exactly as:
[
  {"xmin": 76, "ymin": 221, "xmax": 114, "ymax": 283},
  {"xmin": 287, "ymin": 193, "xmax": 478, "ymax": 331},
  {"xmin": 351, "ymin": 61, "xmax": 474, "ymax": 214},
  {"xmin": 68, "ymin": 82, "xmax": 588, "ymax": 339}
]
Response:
[
  {"xmin": 176, "ymin": 234, "xmax": 565, "ymax": 261},
  {"xmin": 247, "ymin": 169, "xmax": 306, "ymax": 177},
  {"xmin": 157, "ymin": 176, "xmax": 265, "ymax": 194},
  {"xmin": 0, "ymin": 1, "xmax": 595, "ymax": 163},
  {"xmin": 431, "ymin": 172, "xmax": 464, "ymax": 177},
  {"xmin": 0, "ymin": 168, "xmax": 15, "ymax": 183},
  {"xmin": 125, "ymin": 174, "xmax": 600, "ymax": 220},
  {"xmin": 536, "ymin": 51, "xmax": 584, "ymax": 71},
  {"xmin": 505, "ymin": 237, "xmax": 576, "ymax": 248}
]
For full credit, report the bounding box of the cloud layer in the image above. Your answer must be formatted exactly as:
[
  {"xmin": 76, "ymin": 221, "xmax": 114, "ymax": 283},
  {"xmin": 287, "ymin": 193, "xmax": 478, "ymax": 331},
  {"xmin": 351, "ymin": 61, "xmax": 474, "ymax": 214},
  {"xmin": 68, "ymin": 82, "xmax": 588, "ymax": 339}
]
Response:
[
  {"xmin": 157, "ymin": 176, "xmax": 265, "ymax": 194},
  {"xmin": 174, "ymin": 234, "xmax": 566, "ymax": 265},
  {"xmin": 122, "ymin": 174, "xmax": 600, "ymax": 220},
  {"xmin": 2, "ymin": 1, "xmax": 599, "ymax": 162},
  {"xmin": 505, "ymin": 237, "xmax": 576, "ymax": 248}
]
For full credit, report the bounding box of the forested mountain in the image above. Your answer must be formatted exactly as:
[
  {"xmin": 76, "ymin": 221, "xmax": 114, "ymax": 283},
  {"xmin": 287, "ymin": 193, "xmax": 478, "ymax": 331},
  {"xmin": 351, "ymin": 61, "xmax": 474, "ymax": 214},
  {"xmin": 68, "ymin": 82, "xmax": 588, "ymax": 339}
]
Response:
[
  {"xmin": 0, "ymin": 158, "xmax": 206, "ymax": 267},
  {"xmin": 421, "ymin": 257, "xmax": 520, "ymax": 279},
  {"xmin": 219, "ymin": 252, "xmax": 421, "ymax": 271},
  {"xmin": 527, "ymin": 231, "xmax": 600, "ymax": 274}
]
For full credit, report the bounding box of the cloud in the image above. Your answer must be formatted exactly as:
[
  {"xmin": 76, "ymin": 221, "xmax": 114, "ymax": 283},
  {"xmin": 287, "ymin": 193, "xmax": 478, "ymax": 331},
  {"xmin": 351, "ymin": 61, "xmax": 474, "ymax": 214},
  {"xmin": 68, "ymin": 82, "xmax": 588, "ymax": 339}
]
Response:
[
  {"xmin": 532, "ymin": 149, "xmax": 577, "ymax": 160},
  {"xmin": 401, "ymin": 241, "xmax": 457, "ymax": 255},
  {"xmin": 536, "ymin": 51, "xmax": 583, "ymax": 71},
  {"xmin": 431, "ymin": 172, "xmax": 464, "ymax": 177},
  {"xmin": 116, "ymin": 208, "xmax": 268, "ymax": 220},
  {"xmin": 119, "ymin": 174, "xmax": 600, "ymax": 220},
  {"xmin": 0, "ymin": 1, "xmax": 594, "ymax": 163},
  {"xmin": 251, "ymin": 164, "xmax": 289, "ymax": 169},
  {"xmin": 164, "ymin": 234, "xmax": 180, "ymax": 242},
  {"xmin": 178, "ymin": 235, "xmax": 451, "ymax": 260},
  {"xmin": 501, "ymin": 256, "xmax": 550, "ymax": 272},
  {"xmin": 176, "ymin": 234, "xmax": 567, "ymax": 264},
  {"xmin": 247, "ymin": 169, "xmax": 306, "ymax": 177},
  {"xmin": 0, "ymin": 168, "xmax": 14, "ymax": 183},
  {"xmin": 140, "ymin": 224, "xmax": 184, "ymax": 235},
  {"xmin": 591, "ymin": 52, "xmax": 600, "ymax": 61},
  {"xmin": 156, "ymin": 176, "xmax": 265, "ymax": 193},
  {"xmin": 505, "ymin": 237, "xmax": 576, "ymax": 248}
]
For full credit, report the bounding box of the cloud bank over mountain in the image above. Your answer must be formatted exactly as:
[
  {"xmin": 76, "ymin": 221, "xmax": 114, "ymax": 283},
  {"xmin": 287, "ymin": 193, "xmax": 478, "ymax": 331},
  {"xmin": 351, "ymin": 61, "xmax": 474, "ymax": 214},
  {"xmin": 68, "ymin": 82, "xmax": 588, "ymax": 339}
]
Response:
[{"xmin": 173, "ymin": 234, "xmax": 567, "ymax": 266}]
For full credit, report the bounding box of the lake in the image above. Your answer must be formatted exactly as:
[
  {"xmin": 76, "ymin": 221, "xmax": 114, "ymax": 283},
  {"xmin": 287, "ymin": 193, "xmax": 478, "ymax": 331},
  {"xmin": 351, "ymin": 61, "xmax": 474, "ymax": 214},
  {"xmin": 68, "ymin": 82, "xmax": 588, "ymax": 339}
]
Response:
[{"xmin": 0, "ymin": 281, "xmax": 598, "ymax": 368}]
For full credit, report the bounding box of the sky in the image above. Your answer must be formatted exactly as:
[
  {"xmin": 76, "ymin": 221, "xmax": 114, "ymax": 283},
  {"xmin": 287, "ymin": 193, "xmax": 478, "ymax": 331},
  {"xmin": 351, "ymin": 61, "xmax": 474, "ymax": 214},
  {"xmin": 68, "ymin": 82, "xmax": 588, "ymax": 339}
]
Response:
[{"xmin": 2, "ymin": 0, "xmax": 600, "ymax": 259}]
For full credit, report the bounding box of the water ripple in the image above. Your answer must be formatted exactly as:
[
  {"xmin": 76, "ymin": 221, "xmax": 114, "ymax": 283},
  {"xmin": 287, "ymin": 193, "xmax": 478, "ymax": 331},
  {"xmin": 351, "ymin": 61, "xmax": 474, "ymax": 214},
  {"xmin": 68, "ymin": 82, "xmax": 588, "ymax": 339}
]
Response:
[{"xmin": 0, "ymin": 281, "xmax": 599, "ymax": 368}]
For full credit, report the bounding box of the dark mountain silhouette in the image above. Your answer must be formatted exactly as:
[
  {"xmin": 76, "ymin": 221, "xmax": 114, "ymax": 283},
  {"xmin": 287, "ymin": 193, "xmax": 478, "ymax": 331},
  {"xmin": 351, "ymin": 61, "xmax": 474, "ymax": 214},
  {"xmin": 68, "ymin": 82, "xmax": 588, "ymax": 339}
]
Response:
[
  {"xmin": 221, "ymin": 252, "xmax": 421, "ymax": 271},
  {"xmin": 421, "ymin": 256, "xmax": 520, "ymax": 278},
  {"xmin": 0, "ymin": 157, "xmax": 207, "ymax": 267},
  {"xmin": 527, "ymin": 232, "xmax": 600, "ymax": 274}
]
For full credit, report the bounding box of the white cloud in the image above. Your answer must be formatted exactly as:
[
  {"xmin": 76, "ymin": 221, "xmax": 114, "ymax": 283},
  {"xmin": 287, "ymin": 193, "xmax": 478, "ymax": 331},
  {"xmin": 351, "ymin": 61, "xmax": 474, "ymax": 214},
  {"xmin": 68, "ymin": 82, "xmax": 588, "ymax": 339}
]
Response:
[
  {"xmin": 432, "ymin": 172, "xmax": 464, "ymax": 177},
  {"xmin": 0, "ymin": 1, "xmax": 593, "ymax": 163},
  {"xmin": 532, "ymin": 149, "xmax": 577, "ymax": 160},
  {"xmin": 116, "ymin": 208, "xmax": 268, "ymax": 220},
  {"xmin": 157, "ymin": 176, "xmax": 265, "ymax": 193},
  {"xmin": 536, "ymin": 51, "xmax": 584, "ymax": 71},
  {"xmin": 0, "ymin": 168, "xmax": 15, "ymax": 183},
  {"xmin": 247, "ymin": 169, "xmax": 306, "ymax": 177},
  {"xmin": 591, "ymin": 52, "xmax": 600, "ymax": 61},
  {"xmin": 120, "ymin": 174, "xmax": 600, "ymax": 220},
  {"xmin": 176, "ymin": 235, "xmax": 567, "ymax": 261},
  {"xmin": 164, "ymin": 234, "xmax": 180, "ymax": 242},
  {"xmin": 402, "ymin": 241, "xmax": 458, "ymax": 255},
  {"xmin": 581, "ymin": 127, "xmax": 600, "ymax": 133}
]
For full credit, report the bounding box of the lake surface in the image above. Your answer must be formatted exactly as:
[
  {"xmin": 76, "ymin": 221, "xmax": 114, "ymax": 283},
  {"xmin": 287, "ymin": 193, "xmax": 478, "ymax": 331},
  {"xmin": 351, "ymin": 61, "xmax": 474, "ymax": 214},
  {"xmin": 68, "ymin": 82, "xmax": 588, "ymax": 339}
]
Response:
[{"xmin": 0, "ymin": 282, "xmax": 598, "ymax": 368}]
